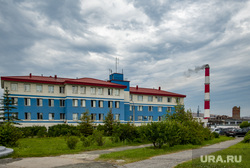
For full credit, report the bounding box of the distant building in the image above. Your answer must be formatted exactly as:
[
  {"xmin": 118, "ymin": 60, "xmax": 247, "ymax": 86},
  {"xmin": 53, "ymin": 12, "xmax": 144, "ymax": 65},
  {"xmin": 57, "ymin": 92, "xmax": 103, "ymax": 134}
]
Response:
[
  {"xmin": 232, "ymin": 106, "xmax": 240, "ymax": 119},
  {"xmin": 0, "ymin": 73, "xmax": 186, "ymax": 127}
]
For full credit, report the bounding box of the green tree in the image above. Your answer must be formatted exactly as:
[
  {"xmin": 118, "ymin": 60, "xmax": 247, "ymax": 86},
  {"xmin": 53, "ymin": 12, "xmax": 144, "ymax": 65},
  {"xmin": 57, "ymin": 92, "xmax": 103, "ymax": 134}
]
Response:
[
  {"xmin": 77, "ymin": 110, "xmax": 93, "ymax": 137},
  {"xmin": 240, "ymin": 121, "xmax": 250, "ymax": 128},
  {"xmin": 104, "ymin": 109, "xmax": 116, "ymax": 136},
  {"xmin": 0, "ymin": 87, "xmax": 20, "ymax": 124}
]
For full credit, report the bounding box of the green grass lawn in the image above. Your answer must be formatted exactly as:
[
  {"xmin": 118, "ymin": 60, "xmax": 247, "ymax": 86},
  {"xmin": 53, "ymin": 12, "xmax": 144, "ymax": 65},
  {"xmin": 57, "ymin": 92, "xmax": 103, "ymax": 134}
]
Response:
[
  {"xmin": 175, "ymin": 141, "xmax": 250, "ymax": 168},
  {"xmin": 10, "ymin": 136, "xmax": 147, "ymax": 158},
  {"xmin": 97, "ymin": 136, "xmax": 234, "ymax": 164}
]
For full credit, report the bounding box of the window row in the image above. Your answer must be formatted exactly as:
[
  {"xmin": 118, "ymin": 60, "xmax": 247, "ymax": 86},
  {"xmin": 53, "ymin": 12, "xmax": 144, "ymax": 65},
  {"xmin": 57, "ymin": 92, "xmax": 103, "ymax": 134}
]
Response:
[
  {"xmin": 23, "ymin": 98, "xmax": 63, "ymax": 107},
  {"xmin": 73, "ymin": 99, "xmax": 120, "ymax": 108},
  {"xmin": 25, "ymin": 112, "xmax": 65, "ymax": 120},
  {"xmin": 72, "ymin": 113, "xmax": 120, "ymax": 121},
  {"xmin": 10, "ymin": 83, "xmax": 65, "ymax": 93},
  {"xmin": 129, "ymin": 115, "xmax": 162, "ymax": 121},
  {"xmin": 130, "ymin": 95, "xmax": 180, "ymax": 103},
  {"xmin": 10, "ymin": 83, "xmax": 121, "ymax": 96},
  {"xmin": 129, "ymin": 105, "xmax": 171, "ymax": 112}
]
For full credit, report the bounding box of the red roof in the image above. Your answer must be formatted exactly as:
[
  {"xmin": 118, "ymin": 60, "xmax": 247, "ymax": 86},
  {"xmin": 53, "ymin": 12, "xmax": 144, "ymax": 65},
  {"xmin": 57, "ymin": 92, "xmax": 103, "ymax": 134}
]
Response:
[
  {"xmin": 130, "ymin": 87, "xmax": 186, "ymax": 97},
  {"xmin": 1, "ymin": 75, "xmax": 126, "ymax": 89}
]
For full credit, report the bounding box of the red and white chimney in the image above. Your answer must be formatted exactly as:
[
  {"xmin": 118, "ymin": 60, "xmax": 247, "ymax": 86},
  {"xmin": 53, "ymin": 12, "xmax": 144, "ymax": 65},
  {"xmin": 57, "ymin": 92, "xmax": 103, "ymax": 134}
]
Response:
[{"xmin": 204, "ymin": 64, "xmax": 210, "ymax": 118}]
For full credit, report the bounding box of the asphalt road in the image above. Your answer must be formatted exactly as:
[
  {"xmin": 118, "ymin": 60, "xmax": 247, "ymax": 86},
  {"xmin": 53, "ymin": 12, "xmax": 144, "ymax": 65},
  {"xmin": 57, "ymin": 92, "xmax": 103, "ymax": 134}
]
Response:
[{"xmin": 0, "ymin": 138, "xmax": 243, "ymax": 168}]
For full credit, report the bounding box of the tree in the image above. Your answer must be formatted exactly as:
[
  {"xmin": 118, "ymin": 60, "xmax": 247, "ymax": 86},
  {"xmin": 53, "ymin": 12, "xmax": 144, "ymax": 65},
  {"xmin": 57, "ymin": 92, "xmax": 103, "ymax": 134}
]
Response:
[
  {"xmin": 77, "ymin": 109, "xmax": 93, "ymax": 137},
  {"xmin": 104, "ymin": 109, "xmax": 116, "ymax": 136},
  {"xmin": 0, "ymin": 87, "xmax": 20, "ymax": 124},
  {"xmin": 240, "ymin": 121, "xmax": 250, "ymax": 128}
]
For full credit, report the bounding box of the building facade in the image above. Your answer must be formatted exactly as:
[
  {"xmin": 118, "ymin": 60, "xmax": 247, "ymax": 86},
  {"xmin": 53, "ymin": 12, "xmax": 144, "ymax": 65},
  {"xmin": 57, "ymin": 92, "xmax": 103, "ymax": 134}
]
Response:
[{"xmin": 1, "ymin": 73, "xmax": 186, "ymax": 127}]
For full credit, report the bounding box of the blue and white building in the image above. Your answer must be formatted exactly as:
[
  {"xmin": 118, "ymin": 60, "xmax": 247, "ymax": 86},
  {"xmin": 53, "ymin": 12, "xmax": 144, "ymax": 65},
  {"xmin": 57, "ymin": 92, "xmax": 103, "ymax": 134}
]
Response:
[{"xmin": 1, "ymin": 73, "xmax": 186, "ymax": 127}]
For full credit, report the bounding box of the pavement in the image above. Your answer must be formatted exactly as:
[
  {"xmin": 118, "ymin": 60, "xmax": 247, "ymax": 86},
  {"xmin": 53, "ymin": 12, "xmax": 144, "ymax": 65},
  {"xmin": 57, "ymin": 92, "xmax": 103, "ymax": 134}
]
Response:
[{"xmin": 0, "ymin": 138, "xmax": 243, "ymax": 168}]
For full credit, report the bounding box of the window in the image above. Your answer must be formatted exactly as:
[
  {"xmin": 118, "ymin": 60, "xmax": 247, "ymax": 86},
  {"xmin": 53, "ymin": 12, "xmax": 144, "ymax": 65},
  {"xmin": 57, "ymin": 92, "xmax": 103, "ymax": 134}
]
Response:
[
  {"xmin": 158, "ymin": 116, "xmax": 162, "ymax": 121},
  {"xmin": 91, "ymin": 113, "xmax": 96, "ymax": 120},
  {"xmin": 157, "ymin": 96, "xmax": 163, "ymax": 102},
  {"xmin": 138, "ymin": 116, "xmax": 142, "ymax": 121},
  {"xmin": 148, "ymin": 96, "xmax": 153, "ymax": 102},
  {"xmin": 60, "ymin": 113, "xmax": 65, "ymax": 120},
  {"xmin": 37, "ymin": 113, "xmax": 43, "ymax": 120},
  {"xmin": 25, "ymin": 112, "xmax": 31, "ymax": 120},
  {"xmin": 138, "ymin": 95, "xmax": 143, "ymax": 101},
  {"xmin": 37, "ymin": 99, "xmax": 43, "ymax": 106},
  {"xmin": 90, "ymin": 87, "xmax": 96, "ymax": 95},
  {"xmin": 59, "ymin": 86, "xmax": 65, "ymax": 93},
  {"xmin": 167, "ymin": 107, "xmax": 171, "ymax": 112},
  {"xmin": 48, "ymin": 85, "xmax": 54, "ymax": 93},
  {"xmin": 11, "ymin": 83, "xmax": 18, "ymax": 91},
  {"xmin": 91, "ymin": 100, "xmax": 96, "ymax": 107},
  {"xmin": 148, "ymin": 106, "xmax": 153, "ymax": 112},
  {"xmin": 148, "ymin": 116, "xmax": 153, "ymax": 121},
  {"xmin": 115, "ymin": 101, "xmax": 120, "ymax": 108},
  {"xmin": 11, "ymin": 97, "xmax": 18, "ymax": 105},
  {"xmin": 108, "ymin": 101, "xmax": 113, "ymax": 108},
  {"xmin": 49, "ymin": 113, "xmax": 54, "ymax": 120},
  {"xmin": 108, "ymin": 88, "xmax": 113, "ymax": 95},
  {"xmin": 129, "ymin": 116, "xmax": 133, "ymax": 121},
  {"xmin": 176, "ymin": 97, "xmax": 180, "ymax": 103},
  {"xmin": 98, "ymin": 88, "xmax": 103, "ymax": 95},
  {"xmin": 138, "ymin": 105, "xmax": 143, "ymax": 111},
  {"xmin": 24, "ymin": 98, "xmax": 31, "ymax": 106},
  {"xmin": 130, "ymin": 95, "xmax": 133, "ymax": 101},
  {"xmin": 167, "ymin": 97, "xmax": 172, "ymax": 103},
  {"xmin": 80, "ymin": 86, "xmax": 86, "ymax": 94},
  {"xmin": 115, "ymin": 114, "xmax": 120, "ymax": 121},
  {"xmin": 129, "ymin": 105, "xmax": 132, "ymax": 111},
  {"xmin": 12, "ymin": 113, "xmax": 18, "ymax": 119},
  {"xmin": 72, "ymin": 86, "xmax": 78, "ymax": 94},
  {"xmin": 36, "ymin": 85, "xmax": 43, "ymax": 92},
  {"xmin": 49, "ymin": 99, "xmax": 54, "ymax": 107},
  {"xmin": 114, "ymin": 89, "xmax": 120, "ymax": 96},
  {"xmin": 158, "ymin": 106, "xmax": 162, "ymax": 112},
  {"xmin": 73, "ymin": 113, "xmax": 78, "ymax": 120},
  {"xmin": 24, "ymin": 84, "xmax": 30, "ymax": 92},
  {"xmin": 60, "ymin": 100, "xmax": 65, "ymax": 107},
  {"xmin": 81, "ymin": 99, "xmax": 86, "ymax": 107},
  {"xmin": 72, "ymin": 99, "xmax": 78, "ymax": 107},
  {"xmin": 99, "ymin": 113, "xmax": 104, "ymax": 121},
  {"xmin": 98, "ymin": 100, "xmax": 103, "ymax": 108}
]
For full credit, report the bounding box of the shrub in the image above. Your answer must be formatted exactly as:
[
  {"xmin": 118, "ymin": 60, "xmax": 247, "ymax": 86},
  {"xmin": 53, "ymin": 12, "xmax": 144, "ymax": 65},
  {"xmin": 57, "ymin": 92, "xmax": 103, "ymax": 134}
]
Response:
[
  {"xmin": 48, "ymin": 124, "xmax": 79, "ymax": 137},
  {"xmin": 80, "ymin": 135, "xmax": 93, "ymax": 147},
  {"xmin": 92, "ymin": 130, "xmax": 105, "ymax": 146},
  {"xmin": 66, "ymin": 136, "xmax": 79, "ymax": 149},
  {"xmin": 0, "ymin": 123, "xmax": 23, "ymax": 147},
  {"xmin": 112, "ymin": 123, "xmax": 139, "ymax": 143},
  {"xmin": 19, "ymin": 126, "xmax": 47, "ymax": 138},
  {"xmin": 240, "ymin": 121, "xmax": 250, "ymax": 128},
  {"xmin": 37, "ymin": 127, "xmax": 48, "ymax": 138},
  {"xmin": 242, "ymin": 134, "xmax": 250, "ymax": 143},
  {"xmin": 212, "ymin": 132, "xmax": 220, "ymax": 138}
]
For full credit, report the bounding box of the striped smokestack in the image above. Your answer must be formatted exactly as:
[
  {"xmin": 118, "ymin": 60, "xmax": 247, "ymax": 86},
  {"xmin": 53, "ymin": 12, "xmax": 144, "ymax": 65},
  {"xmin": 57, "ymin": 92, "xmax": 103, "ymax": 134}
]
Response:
[{"xmin": 204, "ymin": 64, "xmax": 210, "ymax": 118}]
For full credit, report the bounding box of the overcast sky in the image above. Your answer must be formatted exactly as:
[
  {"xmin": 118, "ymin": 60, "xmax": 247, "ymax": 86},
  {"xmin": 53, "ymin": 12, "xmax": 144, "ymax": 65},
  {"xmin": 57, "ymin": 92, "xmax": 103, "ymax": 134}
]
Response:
[{"xmin": 0, "ymin": 0, "xmax": 250, "ymax": 117}]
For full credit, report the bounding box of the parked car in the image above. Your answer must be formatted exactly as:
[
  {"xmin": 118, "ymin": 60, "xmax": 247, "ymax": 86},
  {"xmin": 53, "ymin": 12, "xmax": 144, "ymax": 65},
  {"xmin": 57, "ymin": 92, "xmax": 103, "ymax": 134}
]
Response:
[
  {"xmin": 235, "ymin": 127, "xmax": 250, "ymax": 137},
  {"xmin": 225, "ymin": 128, "xmax": 238, "ymax": 137}
]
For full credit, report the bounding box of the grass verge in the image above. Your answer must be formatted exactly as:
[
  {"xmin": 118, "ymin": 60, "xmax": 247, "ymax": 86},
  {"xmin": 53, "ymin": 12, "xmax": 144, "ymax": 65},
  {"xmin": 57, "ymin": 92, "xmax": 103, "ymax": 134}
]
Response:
[
  {"xmin": 9, "ymin": 137, "xmax": 148, "ymax": 158},
  {"xmin": 97, "ymin": 136, "xmax": 234, "ymax": 164},
  {"xmin": 175, "ymin": 141, "xmax": 250, "ymax": 168}
]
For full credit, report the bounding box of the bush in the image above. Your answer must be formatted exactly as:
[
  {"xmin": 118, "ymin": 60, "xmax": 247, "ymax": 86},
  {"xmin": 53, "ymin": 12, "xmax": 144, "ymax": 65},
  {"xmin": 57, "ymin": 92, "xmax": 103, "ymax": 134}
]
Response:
[
  {"xmin": 48, "ymin": 124, "xmax": 79, "ymax": 137},
  {"xmin": 92, "ymin": 130, "xmax": 105, "ymax": 146},
  {"xmin": 66, "ymin": 136, "xmax": 79, "ymax": 149},
  {"xmin": 242, "ymin": 134, "xmax": 250, "ymax": 143},
  {"xmin": 112, "ymin": 123, "xmax": 139, "ymax": 143},
  {"xmin": 19, "ymin": 126, "xmax": 47, "ymax": 138},
  {"xmin": 80, "ymin": 135, "xmax": 93, "ymax": 147},
  {"xmin": 212, "ymin": 132, "xmax": 220, "ymax": 138},
  {"xmin": 240, "ymin": 121, "xmax": 250, "ymax": 128},
  {"xmin": 0, "ymin": 123, "xmax": 23, "ymax": 147}
]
